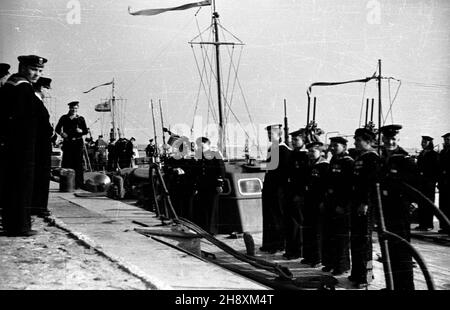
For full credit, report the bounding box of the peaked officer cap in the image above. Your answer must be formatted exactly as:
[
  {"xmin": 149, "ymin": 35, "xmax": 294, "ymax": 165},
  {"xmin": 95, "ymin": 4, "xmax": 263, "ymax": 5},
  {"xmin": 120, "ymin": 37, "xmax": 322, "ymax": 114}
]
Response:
[
  {"xmin": 289, "ymin": 128, "xmax": 306, "ymax": 137},
  {"xmin": 68, "ymin": 101, "xmax": 80, "ymax": 107},
  {"xmin": 329, "ymin": 136, "xmax": 348, "ymax": 145},
  {"xmin": 265, "ymin": 124, "xmax": 282, "ymax": 131},
  {"xmin": 379, "ymin": 124, "xmax": 402, "ymax": 137},
  {"xmin": 306, "ymin": 141, "xmax": 324, "ymax": 149},
  {"xmin": 0, "ymin": 63, "xmax": 10, "ymax": 75},
  {"xmin": 18, "ymin": 55, "xmax": 47, "ymax": 68},
  {"xmin": 421, "ymin": 135, "xmax": 433, "ymax": 142}
]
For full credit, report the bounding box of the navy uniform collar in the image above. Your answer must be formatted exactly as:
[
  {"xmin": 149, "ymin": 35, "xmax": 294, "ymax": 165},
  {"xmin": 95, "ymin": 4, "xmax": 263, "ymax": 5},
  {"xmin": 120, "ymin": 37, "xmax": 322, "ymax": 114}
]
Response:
[{"xmin": 5, "ymin": 73, "xmax": 31, "ymax": 86}]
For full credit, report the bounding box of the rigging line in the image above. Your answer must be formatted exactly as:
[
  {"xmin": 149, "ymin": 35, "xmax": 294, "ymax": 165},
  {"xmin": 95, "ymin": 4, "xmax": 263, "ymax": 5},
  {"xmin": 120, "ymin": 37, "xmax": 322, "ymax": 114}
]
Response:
[
  {"xmin": 191, "ymin": 42, "xmax": 217, "ymax": 124},
  {"xmin": 216, "ymin": 22, "xmax": 244, "ymax": 44},
  {"xmin": 201, "ymin": 43, "xmax": 219, "ymax": 124},
  {"xmin": 122, "ymin": 99, "xmax": 127, "ymax": 135},
  {"xmin": 224, "ymin": 45, "xmax": 242, "ymax": 124},
  {"xmin": 190, "ymin": 45, "xmax": 208, "ymax": 131},
  {"xmin": 201, "ymin": 34, "xmax": 219, "ymax": 123},
  {"xmin": 221, "ymin": 27, "xmax": 242, "ymax": 123},
  {"xmin": 224, "ymin": 45, "xmax": 240, "ymax": 123},
  {"xmin": 194, "ymin": 16, "xmax": 219, "ymax": 123},
  {"xmin": 390, "ymin": 81, "xmax": 394, "ymax": 124},
  {"xmin": 223, "ymin": 99, "xmax": 254, "ymax": 148},
  {"xmin": 190, "ymin": 66, "xmax": 203, "ymax": 134},
  {"xmin": 208, "ymin": 61, "xmax": 219, "ymax": 125},
  {"xmin": 193, "ymin": 17, "xmax": 216, "ymax": 122},
  {"xmin": 229, "ymin": 53, "xmax": 261, "ymax": 150},
  {"xmin": 196, "ymin": 23, "xmax": 221, "ymax": 88},
  {"xmin": 358, "ymin": 82, "xmax": 368, "ymax": 128},
  {"xmin": 219, "ymin": 31, "xmax": 245, "ymax": 121},
  {"xmin": 221, "ymin": 75, "xmax": 262, "ymax": 158},
  {"xmin": 388, "ymin": 79, "xmax": 394, "ymax": 124},
  {"xmin": 223, "ymin": 43, "xmax": 236, "ymax": 116},
  {"xmin": 399, "ymin": 79, "xmax": 450, "ymax": 88},
  {"xmin": 401, "ymin": 82, "xmax": 450, "ymax": 89},
  {"xmin": 403, "ymin": 85, "xmax": 450, "ymax": 90},
  {"xmin": 190, "ymin": 24, "xmax": 214, "ymax": 43},
  {"xmin": 374, "ymin": 62, "xmax": 379, "ymax": 79},
  {"xmin": 383, "ymin": 79, "xmax": 402, "ymax": 125}
]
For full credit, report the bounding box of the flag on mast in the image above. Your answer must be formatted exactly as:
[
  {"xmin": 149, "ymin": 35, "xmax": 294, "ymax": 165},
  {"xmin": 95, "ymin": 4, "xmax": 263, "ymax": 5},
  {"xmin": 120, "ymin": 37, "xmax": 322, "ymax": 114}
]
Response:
[
  {"xmin": 83, "ymin": 80, "xmax": 113, "ymax": 94},
  {"xmin": 128, "ymin": 0, "xmax": 211, "ymax": 16},
  {"xmin": 95, "ymin": 100, "xmax": 111, "ymax": 112}
]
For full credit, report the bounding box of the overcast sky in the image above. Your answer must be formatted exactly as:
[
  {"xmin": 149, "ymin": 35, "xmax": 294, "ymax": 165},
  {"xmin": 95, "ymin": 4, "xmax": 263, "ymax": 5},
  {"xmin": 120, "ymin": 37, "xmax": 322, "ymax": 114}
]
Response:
[{"xmin": 1, "ymin": 0, "xmax": 449, "ymax": 151}]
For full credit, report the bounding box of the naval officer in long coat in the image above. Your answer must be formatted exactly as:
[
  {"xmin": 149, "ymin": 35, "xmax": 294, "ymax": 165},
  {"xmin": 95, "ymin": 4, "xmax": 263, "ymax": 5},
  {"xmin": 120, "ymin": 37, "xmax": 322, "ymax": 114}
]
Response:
[
  {"xmin": 349, "ymin": 127, "xmax": 379, "ymax": 288},
  {"xmin": 0, "ymin": 55, "xmax": 50, "ymax": 236},
  {"xmin": 301, "ymin": 141, "xmax": 329, "ymax": 267},
  {"xmin": 379, "ymin": 124, "xmax": 419, "ymax": 290},
  {"xmin": 260, "ymin": 124, "xmax": 291, "ymax": 253},
  {"xmin": 322, "ymin": 136, "xmax": 354, "ymax": 275},
  {"xmin": 283, "ymin": 128, "xmax": 309, "ymax": 260},
  {"xmin": 415, "ymin": 135, "xmax": 439, "ymax": 231},
  {"xmin": 438, "ymin": 132, "xmax": 450, "ymax": 234},
  {"xmin": 31, "ymin": 77, "xmax": 56, "ymax": 217}
]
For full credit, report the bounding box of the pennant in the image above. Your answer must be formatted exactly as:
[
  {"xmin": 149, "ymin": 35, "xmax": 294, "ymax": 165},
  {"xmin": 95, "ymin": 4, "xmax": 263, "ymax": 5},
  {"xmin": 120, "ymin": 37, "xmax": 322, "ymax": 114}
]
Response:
[
  {"xmin": 306, "ymin": 76, "xmax": 376, "ymax": 98},
  {"xmin": 95, "ymin": 100, "xmax": 111, "ymax": 112},
  {"xmin": 128, "ymin": 0, "xmax": 211, "ymax": 16},
  {"xmin": 83, "ymin": 80, "xmax": 113, "ymax": 94}
]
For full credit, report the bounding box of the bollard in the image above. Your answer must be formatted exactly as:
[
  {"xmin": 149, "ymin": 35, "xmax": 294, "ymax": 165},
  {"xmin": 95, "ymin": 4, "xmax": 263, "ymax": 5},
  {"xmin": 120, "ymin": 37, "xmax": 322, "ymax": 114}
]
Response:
[
  {"xmin": 243, "ymin": 232, "xmax": 255, "ymax": 256},
  {"xmin": 59, "ymin": 168, "xmax": 76, "ymax": 192}
]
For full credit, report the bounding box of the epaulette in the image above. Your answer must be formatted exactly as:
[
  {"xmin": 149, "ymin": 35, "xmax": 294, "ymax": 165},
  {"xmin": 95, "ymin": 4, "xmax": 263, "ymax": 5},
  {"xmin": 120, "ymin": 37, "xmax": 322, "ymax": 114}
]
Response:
[{"xmin": 5, "ymin": 75, "xmax": 30, "ymax": 87}]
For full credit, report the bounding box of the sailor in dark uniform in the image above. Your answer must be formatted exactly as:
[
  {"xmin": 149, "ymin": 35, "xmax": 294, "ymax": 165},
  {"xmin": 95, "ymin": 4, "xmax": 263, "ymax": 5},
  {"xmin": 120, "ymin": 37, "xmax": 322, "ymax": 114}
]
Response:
[
  {"xmin": 0, "ymin": 63, "xmax": 11, "ymax": 87},
  {"xmin": 84, "ymin": 136, "xmax": 96, "ymax": 171},
  {"xmin": 322, "ymin": 136, "xmax": 354, "ymax": 275},
  {"xmin": 0, "ymin": 55, "xmax": 49, "ymax": 236},
  {"xmin": 0, "ymin": 64, "xmax": 9, "ymax": 210},
  {"xmin": 94, "ymin": 135, "xmax": 108, "ymax": 171},
  {"xmin": 145, "ymin": 139, "xmax": 157, "ymax": 161},
  {"xmin": 301, "ymin": 141, "xmax": 329, "ymax": 267},
  {"xmin": 107, "ymin": 138, "xmax": 117, "ymax": 171},
  {"xmin": 438, "ymin": 132, "xmax": 450, "ymax": 234},
  {"xmin": 415, "ymin": 135, "xmax": 439, "ymax": 231},
  {"xmin": 260, "ymin": 124, "xmax": 291, "ymax": 253},
  {"xmin": 163, "ymin": 135, "xmax": 195, "ymax": 218},
  {"xmin": 192, "ymin": 137, "xmax": 225, "ymax": 234},
  {"xmin": 349, "ymin": 127, "xmax": 380, "ymax": 288},
  {"xmin": 31, "ymin": 77, "xmax": 56, "ymax": 217},
  {"xmin": 379, "ymin": 124, "xmax": 418, "ymax": 290},
  {"xmin": 55, "ymin": 101, "xmax": 88, "ymax": 188},
  {"xmin": 115, "ymin": 134, "xmax": 133, "ymax": 169},
  {"xmin": 283, "ymin": 128, "xmax": 308, "ymax": 260}
]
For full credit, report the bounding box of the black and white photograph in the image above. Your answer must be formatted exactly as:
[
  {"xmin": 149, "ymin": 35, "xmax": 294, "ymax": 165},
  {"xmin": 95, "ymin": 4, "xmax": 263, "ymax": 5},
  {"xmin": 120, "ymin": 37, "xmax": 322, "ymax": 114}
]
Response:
[{"xmin": 0, "ymin": 0, "xmax": 449, "ymax": 297}]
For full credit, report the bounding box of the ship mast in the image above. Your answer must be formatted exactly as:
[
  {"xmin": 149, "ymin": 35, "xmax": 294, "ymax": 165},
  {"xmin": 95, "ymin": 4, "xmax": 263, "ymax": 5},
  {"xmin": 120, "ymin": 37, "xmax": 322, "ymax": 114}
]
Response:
[
  {"xmin": 190, "ymin": 0, "xmax": 245, "ymax": 158},
  {"xmin": 377, "ymin": 59, "xmax": 382, "ymax": 154},
  {"xmin": 212, "ymin": 6, "xmax": 225, "ymax": 157},
  {"xmin": 111, "ymin": 78, "xmax": 117, "ymax": 140}
]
